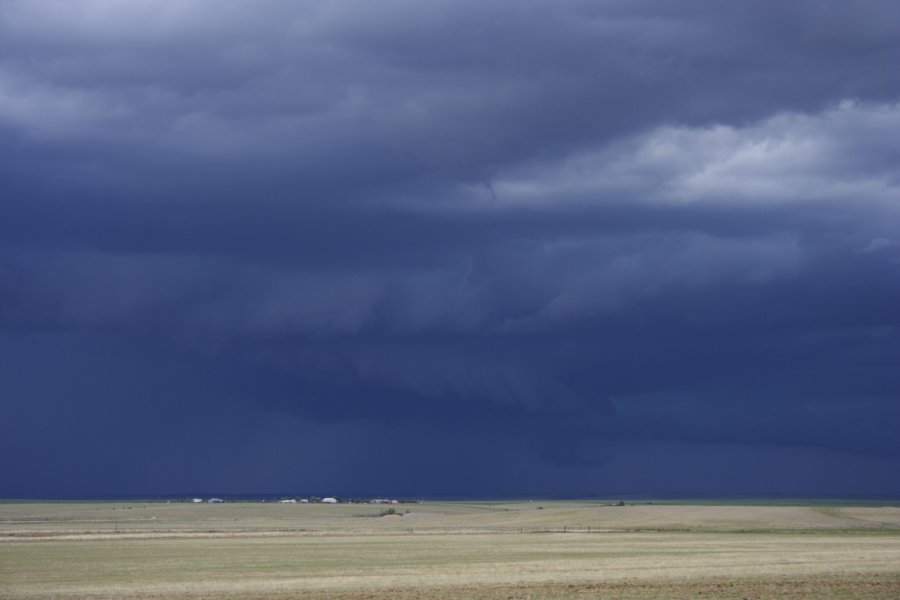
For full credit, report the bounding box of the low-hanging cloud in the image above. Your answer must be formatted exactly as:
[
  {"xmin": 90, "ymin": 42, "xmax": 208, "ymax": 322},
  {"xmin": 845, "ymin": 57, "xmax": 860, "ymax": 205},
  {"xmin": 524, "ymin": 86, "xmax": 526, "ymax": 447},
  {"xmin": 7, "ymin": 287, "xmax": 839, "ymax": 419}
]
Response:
[{"xmin": 1, "ymin": 0, "xmax": 899, "ymax": 495}]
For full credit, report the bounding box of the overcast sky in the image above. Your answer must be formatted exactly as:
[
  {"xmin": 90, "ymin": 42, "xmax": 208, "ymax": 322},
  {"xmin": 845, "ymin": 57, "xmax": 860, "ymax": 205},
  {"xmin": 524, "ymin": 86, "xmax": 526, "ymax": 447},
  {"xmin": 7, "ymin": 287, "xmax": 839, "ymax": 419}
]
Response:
[{"xmin": 2, "ymin": 0, "xmax": 899, "ymax": 498}]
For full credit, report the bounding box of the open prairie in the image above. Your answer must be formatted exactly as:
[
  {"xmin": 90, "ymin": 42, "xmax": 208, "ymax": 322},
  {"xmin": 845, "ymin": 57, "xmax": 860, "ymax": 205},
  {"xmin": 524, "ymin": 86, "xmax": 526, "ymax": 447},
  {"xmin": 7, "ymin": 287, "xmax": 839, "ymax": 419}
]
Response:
[{"xmin": 2, "ymin": 501, "xmax": 899, "ymax": 599}]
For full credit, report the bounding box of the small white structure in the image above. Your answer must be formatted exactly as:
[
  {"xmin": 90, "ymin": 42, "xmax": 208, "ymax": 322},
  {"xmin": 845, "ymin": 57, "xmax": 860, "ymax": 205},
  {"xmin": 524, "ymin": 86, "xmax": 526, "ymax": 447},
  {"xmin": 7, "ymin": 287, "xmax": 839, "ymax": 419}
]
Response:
[
  {"xmin": 279, "ymin": 499, "xmax": 297, "ymax": 504},
  {"xmin": 321, "ymin": 497, "xmax": 338, "ymax": 504},
  {"xmin": 191, "ymin": 498, "xmax": 203, "ymax": 503},
  {"xmin": 207, "ymin": 498, "xmax": 225, "ymax": 503},
  {"xmin": 300, "ymin": 498, "xmax": 309, "ymax": 503}
]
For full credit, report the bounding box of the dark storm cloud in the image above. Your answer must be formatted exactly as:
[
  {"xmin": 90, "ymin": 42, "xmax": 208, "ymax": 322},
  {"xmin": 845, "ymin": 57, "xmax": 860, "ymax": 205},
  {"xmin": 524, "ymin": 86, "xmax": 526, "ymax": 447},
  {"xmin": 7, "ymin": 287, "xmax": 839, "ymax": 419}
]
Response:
[{"xmin": 1, "ymin": 0, "xmax": 899, "ymax": 496}]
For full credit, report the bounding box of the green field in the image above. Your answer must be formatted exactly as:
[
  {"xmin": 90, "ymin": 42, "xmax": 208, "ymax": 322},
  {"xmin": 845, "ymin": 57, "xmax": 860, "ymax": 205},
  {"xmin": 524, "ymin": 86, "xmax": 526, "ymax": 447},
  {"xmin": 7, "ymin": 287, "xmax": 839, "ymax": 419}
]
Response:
[{"xmin": 2, "ymin": 501, "xmax": 899, "ymax": 599}]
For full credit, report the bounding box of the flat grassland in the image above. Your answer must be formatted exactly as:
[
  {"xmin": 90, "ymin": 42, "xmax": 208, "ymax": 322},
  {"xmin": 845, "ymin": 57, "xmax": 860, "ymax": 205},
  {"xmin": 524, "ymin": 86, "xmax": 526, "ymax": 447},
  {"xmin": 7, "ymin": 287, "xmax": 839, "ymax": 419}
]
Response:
[{"xmin": 1, "ymin": 501, "xmax": 899, "ymax": 599}]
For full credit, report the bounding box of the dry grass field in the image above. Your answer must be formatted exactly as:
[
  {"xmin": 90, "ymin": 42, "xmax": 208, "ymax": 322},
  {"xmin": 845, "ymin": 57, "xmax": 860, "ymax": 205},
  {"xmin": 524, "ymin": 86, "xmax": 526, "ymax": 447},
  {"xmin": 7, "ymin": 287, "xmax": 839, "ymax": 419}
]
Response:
[{"xmin": 1, "ymin": 500, "xmax": 899, "ymax": 599}]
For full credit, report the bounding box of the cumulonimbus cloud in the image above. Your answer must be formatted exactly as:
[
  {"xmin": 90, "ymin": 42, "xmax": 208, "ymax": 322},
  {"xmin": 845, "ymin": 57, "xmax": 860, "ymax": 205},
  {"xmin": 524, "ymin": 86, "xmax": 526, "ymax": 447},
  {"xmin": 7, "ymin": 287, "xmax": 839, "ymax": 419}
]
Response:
[{"xmin": 1, "ymin": 0, "xmax": 899, "ymax": 491}]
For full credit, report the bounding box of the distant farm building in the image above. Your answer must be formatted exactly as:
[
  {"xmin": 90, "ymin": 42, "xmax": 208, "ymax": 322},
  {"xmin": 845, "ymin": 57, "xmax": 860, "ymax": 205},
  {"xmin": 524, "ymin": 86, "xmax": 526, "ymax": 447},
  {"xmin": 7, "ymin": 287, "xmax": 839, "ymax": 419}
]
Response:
[
  {"xmin": 321, "ymin": 497, "xmax": 338, "ymax": 504},
  {"xmin": 191, "ymin": 498, "xmax": 203, "ymax": 503},
  {"xmin": 207, "ymin": 498, "xmax": 225, "ymax": 503},
  {"xmin": 279, "ymin": 499, "xmax": 297, "ymax": 504}
]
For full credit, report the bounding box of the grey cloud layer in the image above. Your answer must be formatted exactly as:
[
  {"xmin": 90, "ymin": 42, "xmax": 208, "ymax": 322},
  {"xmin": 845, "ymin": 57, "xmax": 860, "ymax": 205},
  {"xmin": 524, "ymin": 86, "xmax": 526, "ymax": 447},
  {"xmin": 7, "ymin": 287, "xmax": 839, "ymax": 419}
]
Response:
[
  {"xmin": 5, "ymin": 103, "xmax": 898, "ymax": 337},
  {"xmin": 1, "ymin": 0, "xmax": 899, "ymax": 492}
]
